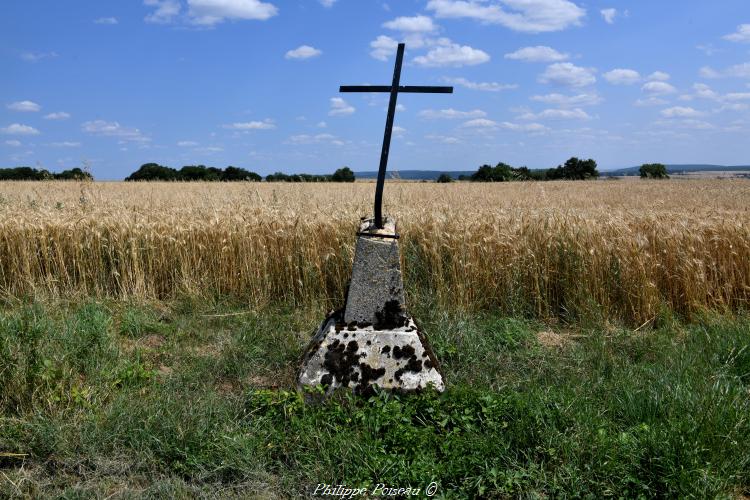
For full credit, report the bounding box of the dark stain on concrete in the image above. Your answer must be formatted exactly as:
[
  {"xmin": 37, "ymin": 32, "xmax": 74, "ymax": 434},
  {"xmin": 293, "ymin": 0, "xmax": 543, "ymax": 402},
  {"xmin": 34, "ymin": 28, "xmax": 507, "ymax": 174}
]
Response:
[
  {"xmin": 392, "ymin": 344, "xmax": 415, "ymax": 360},
  {"xmin": 322, "ymin": 339, "xmax": 363, "ymax": 387},
  {"xmin": 374, "ymin": 300, "xmax": 407, "ymax": 330},
  {"xmin": 357, "ymin": 362, "xmax": 386, "ymax": 395}
]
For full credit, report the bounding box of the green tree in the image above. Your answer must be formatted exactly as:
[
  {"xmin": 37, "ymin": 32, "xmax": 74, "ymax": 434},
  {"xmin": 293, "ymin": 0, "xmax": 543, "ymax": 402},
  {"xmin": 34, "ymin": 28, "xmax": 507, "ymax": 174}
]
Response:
[
  {"xmin": 331, "ymin": 167, "xmax": 355, "ymax": 182},
  {"xmin": 470, "ymin": 165, "xmax": 495, "ymax": 182},
  {"xmin": 0, "ymin": 167, "xmax": 94, "ymax": 181},
  {"xmin": 0, "ymin": 167, "xmax": 45, "ymax": 180},
  {"xmin": 125, "ymin": 163, "xmax": 179, "ymax": 181},
  {"xmin": 222, "ymin": 166, "xmax": 261, "ymax": 181},
  {"xmin": 54, "ymin": 168, "xmax": 93, "ymax": 180},
  {"xmin": 547, "ymin": 157, "xmax": 599, "ymax": 180},
  {"xmin": 639, "ymin": 163, "xmax": 669, "ymax": 179},
  {"xmin": 266, "ymin": 172, "xmax": 290, "ymax": 182},
  {"xmin": 436, "ymin": 173, "xmax": 453, "ymax": 183},
  {"xmin": 178, "ymin": 165, "xmax": 220, "ymax": 181},
  {"xmin": 470, "ymin": 163, "xmax": 515, "ymax": 182}
]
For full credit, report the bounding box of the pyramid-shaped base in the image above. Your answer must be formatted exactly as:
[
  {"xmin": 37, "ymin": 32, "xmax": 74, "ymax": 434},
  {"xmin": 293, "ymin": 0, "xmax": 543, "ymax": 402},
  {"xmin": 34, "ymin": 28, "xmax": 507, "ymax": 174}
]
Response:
[{"xmin": 297, "ymin": 310, "xmax": 444, "ymax": 396}]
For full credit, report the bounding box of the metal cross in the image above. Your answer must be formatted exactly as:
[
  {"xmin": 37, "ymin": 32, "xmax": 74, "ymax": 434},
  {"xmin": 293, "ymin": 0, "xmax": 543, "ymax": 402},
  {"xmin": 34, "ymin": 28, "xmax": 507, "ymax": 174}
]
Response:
[{"xmin": 340, "ymin": 43, "xmax": 453, "ymax": 229}]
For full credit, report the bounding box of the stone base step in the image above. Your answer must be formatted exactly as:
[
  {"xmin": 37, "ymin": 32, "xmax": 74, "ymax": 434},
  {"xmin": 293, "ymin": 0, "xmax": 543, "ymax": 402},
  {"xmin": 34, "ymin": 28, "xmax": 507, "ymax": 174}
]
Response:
[{"xmin": 297, "ymin": 310, "xmax": 444, "ymax": 396}]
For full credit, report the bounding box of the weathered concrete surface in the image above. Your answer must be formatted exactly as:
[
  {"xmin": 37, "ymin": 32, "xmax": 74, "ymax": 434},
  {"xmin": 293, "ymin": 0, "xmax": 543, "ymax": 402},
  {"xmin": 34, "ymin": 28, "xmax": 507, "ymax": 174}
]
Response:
[
  {"xmin": 344, "ymin": 217, "xmax": 406, "ymax": 325},
  {"xmin": 297, "ymin": 311, "xmax": 444, "ymax": 395},
  {"xmin": 298, "ymin": 215, "xmax": 444, "ymax": 396}
]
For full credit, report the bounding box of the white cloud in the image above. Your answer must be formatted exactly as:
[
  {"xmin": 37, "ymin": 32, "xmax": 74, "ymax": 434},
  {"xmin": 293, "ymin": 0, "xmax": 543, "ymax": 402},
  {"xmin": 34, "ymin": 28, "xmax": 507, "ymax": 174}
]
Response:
[
  {"xmin": 44, "ymin": 112, "xmax": 70, "ymax": 120},
  {"xmin": 287, "ymin": 133, "xmax": 344, "ymax": 146},
  {"xmin": 392, "ymin": 126, "xmax": 407, "ymax": 136},
  {"xmin": 413, "ymin": 43, "xmax": 489, "ymax": 67},
  {"xmin": 714, "ymin": 102, "xmax": 749, "ymax": 112},
  {"xmin": 725, "ymin": 92, "xmax": 750, "ymax": 101},
  {"xmin": 680, "ymin": 83, "xmax": 750, "ymax": 110},
  {"xmin": 370, "ymin": 33, "xmax": 485, "ymax": 66},
  {"xmin": 425, "ymin": 0, "xmax": 585, "ymax": 33},
  {"xmin": 329, "ymin": 97, "xmax": 355, "ymax": 116},
  {"xmin": 641, "ymin": 81, "xmax": 676, "ymax": 95},
  {"xmin": 603, "ymin": 68, "xmax": 641, "ymax": 85},
  {"xmin": 5, "ymin": 140, "xmax": 22, "ymax": 147},
  {"xmin": 600, "ymin": 8, "xmax": 616, "ymax": 24},
  {"xmin": 442, "ymin": 77, "xmax": 517, "ymax": 91},
  {"xmin": 499, "ymin": 121, "xmax": 549, "ymax": 133},
  {"xmin": 696, "ymin": 44, "xmax": 718, "ymax": 56},
  {"xmin": 531, "ymin": 92, "xmax": 602, "ymax": 107},
  {"xmin": 177, "ymin": 140, "xmax": 199, "ymax": 146},
  {"xmin": 194, "ymin": 146, "xmax": 224, "ymax": 153},
  {"xmin": 520, "ymin": 108, "xmax": 591, "ymax": 120},
  {"xmin": 700, "ymin": 63, "xmax": 750, "ymax": 79},
  {"xmin": 94, "ymin": 17, "xmax": 119, "ymax": 24},
  {"xmin": 146, "ymin": 0, "xmax": 279, "ymax": 25},
  {"xmin": 660, "ymin": 106, "xmax": 703, "ymax": 118},
  {"xmin": 1, "ymin": 124, "xmax": 40, "ymax": 135},
  {"xmin": 49, "ymin": 141, "xmax": 81, "ymax": 147},
  {"xmin": 144, "ymin": 0, "xmax": 181, "ymax": 23},
  {"xmin": 418, "ymin": 108, "xmax": 486, "ymax": 119},
  {"xmin": 285, "ymin": 45, "xmax": 322, "ymax": 60},
  {"xmin": 686, "ymin": 83, "xmax": 720, "ymax": 100},
  {"xmin": 539, "ymin": 62, "xmax": 596, "ymax": 87},
  {"xmin": 370, "ymin": 35, "xmax": 398, "ymax": 61},
  {"xmin": 504, "ymin": 45, "xmax": 568, "ymax": 62},
  {"xmin": 317, "ymin": 121, "xmax": 327, "ymax": 128},
  {"xmin": 648, "ymin": 71, "xmax": 670, "ymax": 81},
  {"xmin": 723, "ymin": 24, "xmax": 750, "ymax": 43},
  {"xmin": 223, "ymin": 120, "xmax": 275, "ymax": 129},
  {"xmin": 7, "ymin": 100, "xmax": 41, "ymax": 112},
  {"xmin": 425, "ymin": 134, "xmax": 461, "ymax": 144},
  {"xmin": 187, "ymin": 0, "xmax": 278, "ymax": 25},
  {"xmin": 655, "ymin": 119, "xmax": 715, "ymax": 130},
  {"xmin": 460, "ymin": 118, "xmax": 497, "ymax": 128},
  {"xmin": 20, "ymin": 51, "xmax": 57, "ymax": 62},
  {"xmin": 383, "ymin": 15, "xmax": 436, "ymax": 32},
  {"xmin": 634, "ymin": 97, "xmax": 668, "ymax": 107},
  {"xmin": 699, "ymin": 66, "xmax": 722, "ymax": 79},
  {"xmin": 319, "ymin": 0, "xmax": 337, "ymax": 7},
  {"xmin": 81, "ymin": 120, "xmax": 148, "ymax": 141}
]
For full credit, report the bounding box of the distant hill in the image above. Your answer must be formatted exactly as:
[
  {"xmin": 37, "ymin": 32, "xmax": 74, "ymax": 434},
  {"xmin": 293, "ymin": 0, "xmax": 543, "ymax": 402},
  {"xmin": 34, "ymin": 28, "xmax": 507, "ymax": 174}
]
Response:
[
  {"xmin": 354, "ymin": 170, "xmax": 474, "ymax": 180},
  {"xmin": 603, "ymin": 164, "xmax": 750, "ymax": 176},
  {"xmin": 355, "ymin": 165, "xmax": 750, "ymax": 180}
]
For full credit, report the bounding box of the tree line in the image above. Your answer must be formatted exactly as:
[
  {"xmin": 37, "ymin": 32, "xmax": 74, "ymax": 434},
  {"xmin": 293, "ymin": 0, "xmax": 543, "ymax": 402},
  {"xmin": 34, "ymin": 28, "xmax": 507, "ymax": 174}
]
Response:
[
  {"xmin": 0, "ymin": 161, "xmax": 670, "ymax": 183},
  {"xmin": 452, "ymin": 157, "xmax": 600, "ymax": 182},
  {"xmin": 265, "ymin": 167, "xmax": 354, "ymax": 182},
  {"xmin": 125, "ymin": 163, "xmax": 262, "ymax": 181},
  {"xmin": 439, "ymin": 159, "xmax": 670, "ymax": 182},
  {"xmin": 0, "ymin": 167, "xmax": 93, "ymax": 181},
  {"xmin": 125, "ymin": 163, "xmax": 355, "ymax": 182}
]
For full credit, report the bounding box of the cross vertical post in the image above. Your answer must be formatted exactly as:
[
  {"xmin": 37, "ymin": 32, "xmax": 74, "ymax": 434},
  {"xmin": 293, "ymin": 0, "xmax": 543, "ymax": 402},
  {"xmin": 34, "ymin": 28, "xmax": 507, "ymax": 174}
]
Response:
[
  {"xmin": 374, "ymin": 43, "xmax": 405, "ymax": 229},
  {"xmin": 340, "ymin": 43, "xmax": 452, "ymax": 229}
]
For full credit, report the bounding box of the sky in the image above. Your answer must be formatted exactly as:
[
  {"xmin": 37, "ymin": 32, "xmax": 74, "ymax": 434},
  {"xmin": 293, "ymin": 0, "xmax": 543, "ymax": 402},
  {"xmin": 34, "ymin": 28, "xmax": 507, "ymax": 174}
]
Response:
[{"xmin": 1, "ymin": 0, "xmax": 749, "ymax": 180}]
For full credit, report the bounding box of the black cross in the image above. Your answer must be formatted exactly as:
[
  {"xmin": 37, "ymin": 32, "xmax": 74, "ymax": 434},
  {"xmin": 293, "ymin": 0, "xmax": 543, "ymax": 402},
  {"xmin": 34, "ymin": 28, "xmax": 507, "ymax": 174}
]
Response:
[{"xmin": 340, "ymin": 43, "xmax": 453, "ymax": 229}]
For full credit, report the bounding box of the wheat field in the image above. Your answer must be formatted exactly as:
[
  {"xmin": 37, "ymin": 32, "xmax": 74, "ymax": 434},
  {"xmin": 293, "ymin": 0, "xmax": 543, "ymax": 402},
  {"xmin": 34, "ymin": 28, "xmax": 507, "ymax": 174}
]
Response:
[{"xmin": 0, "ymin": 179, "xmax": 748, "ymax": 325}]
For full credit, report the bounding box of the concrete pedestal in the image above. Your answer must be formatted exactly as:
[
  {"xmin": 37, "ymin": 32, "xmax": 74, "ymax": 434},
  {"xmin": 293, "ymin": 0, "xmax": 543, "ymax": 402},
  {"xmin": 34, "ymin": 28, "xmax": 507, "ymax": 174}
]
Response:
[{"xmin": 297, "ymin": 217, "xmax": 444, "ymax": 395}]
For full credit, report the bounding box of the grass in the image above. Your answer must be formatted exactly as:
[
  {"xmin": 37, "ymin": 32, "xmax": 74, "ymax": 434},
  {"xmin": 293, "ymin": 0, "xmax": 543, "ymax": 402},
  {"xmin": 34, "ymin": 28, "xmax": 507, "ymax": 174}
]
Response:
[
  {"xmin": 1, "ymin": 297, "xmax": 748, "ymax": 497},
  {"xmin": 0, "ymin": 179, "xmax": 749, "ymax": 326}
]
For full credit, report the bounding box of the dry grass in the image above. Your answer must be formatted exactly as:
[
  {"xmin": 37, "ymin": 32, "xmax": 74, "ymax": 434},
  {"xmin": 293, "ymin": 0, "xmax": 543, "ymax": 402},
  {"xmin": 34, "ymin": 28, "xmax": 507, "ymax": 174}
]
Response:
[{"xmin": 0, "ymin": 179, "xmax": 748, "ymax": 325}]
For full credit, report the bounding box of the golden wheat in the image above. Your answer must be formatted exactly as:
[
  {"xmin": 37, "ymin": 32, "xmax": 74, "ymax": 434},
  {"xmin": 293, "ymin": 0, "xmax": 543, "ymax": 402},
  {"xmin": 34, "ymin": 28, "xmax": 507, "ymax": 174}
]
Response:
[{"xmin": 0, "ymin": 179, "xmax": 748, "ymax": 324}]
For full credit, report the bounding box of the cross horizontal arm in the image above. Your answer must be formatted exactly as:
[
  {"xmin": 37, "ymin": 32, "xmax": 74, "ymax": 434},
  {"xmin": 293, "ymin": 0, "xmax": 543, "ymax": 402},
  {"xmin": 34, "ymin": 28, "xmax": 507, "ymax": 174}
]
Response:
[{"xmin": 339, "ymin": 85, "xmax": 453, "ymax": 93}]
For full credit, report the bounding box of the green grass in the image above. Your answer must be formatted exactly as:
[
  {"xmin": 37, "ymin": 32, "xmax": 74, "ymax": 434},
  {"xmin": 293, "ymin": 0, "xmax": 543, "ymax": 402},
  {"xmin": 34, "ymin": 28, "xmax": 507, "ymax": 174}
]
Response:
[{"xmin": 1, "ymin": 298, "xmax": 748, "ymax": 498}]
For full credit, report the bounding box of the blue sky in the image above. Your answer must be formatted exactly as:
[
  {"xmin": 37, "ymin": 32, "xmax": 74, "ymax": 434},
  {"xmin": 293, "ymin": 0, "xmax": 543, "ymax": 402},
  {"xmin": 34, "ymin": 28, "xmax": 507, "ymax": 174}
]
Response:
[{"xmin": 1, "ymin": 0, "xmax": 749, "ymax": 180}]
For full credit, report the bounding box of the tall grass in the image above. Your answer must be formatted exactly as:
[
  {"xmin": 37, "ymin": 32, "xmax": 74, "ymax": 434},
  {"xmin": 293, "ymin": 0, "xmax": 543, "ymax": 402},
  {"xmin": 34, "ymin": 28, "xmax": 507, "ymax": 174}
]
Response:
[{"xmin": 0, "ymin": 179, "xmax": 748, "ymax": 325}]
